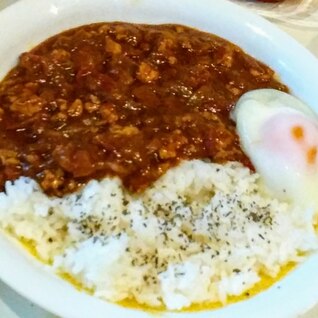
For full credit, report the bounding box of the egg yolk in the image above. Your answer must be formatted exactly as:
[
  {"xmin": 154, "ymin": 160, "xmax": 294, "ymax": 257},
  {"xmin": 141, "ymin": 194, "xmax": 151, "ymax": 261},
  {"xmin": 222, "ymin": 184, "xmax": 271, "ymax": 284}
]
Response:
[
  {"xmin": 291, "ymin": 125, "xmax": 304, "ymax": 140},
  {"xmin": 290, "ymin": 125, "xmax": 317, "ymax": 165},
  {"xmin": 261, "ymin": 113, "xmax": 318, "ymax": 173},
  {"xmin": 307, "ymin": 146, "xmax": 317, "ymax": 165}
]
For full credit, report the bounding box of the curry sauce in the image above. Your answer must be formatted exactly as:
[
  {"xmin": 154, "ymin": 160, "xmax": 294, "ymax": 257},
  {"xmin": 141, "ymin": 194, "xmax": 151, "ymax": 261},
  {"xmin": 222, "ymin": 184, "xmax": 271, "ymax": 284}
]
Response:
[{"xmin": 0, "ymin": 23, "xmax": 287, "ymax": 196}]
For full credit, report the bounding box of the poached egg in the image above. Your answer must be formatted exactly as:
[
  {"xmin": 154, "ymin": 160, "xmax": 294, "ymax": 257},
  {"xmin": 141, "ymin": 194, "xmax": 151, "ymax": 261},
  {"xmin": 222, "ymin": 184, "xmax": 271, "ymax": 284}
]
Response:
[{"xmin": 231, "ymin": 89, "xmax": 318, "ymax": 209}]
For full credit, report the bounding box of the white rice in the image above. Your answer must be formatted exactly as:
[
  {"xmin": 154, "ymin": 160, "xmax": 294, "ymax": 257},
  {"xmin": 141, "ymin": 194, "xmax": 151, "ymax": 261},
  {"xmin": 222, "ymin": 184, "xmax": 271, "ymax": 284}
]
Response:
[{"xmin": 0, "ymin": 160, "xmax": 317, "ymax": 310}]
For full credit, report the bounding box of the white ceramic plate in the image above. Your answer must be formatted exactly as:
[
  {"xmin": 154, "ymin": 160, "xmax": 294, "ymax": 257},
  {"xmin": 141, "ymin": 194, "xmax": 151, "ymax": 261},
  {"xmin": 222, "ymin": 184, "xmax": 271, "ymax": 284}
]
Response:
[{"xmin": 1, "ymin": 0, "xmax": 318, "ymax": 317}]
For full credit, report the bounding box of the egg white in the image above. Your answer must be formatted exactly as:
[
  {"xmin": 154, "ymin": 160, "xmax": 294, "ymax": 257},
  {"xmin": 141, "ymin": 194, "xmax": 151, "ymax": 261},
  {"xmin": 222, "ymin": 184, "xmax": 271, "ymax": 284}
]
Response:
[{"xmin": 231, "ymin": 89, "xmax": 318, "ymax": 210}]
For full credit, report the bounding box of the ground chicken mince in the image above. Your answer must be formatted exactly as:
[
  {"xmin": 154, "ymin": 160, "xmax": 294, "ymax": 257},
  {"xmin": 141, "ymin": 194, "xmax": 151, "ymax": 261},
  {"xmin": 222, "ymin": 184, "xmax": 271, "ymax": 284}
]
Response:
[{"xmin": 0, "ymin": 23, "xmax": 287, "ymax": 196}]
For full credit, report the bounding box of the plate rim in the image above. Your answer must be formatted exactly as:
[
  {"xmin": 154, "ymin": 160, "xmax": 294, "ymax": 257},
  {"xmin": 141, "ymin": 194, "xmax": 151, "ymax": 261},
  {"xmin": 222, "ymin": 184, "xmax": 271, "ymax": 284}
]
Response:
[{"xmin": 0, "ymin": 0, "xmax": 318, "ymax": 317}]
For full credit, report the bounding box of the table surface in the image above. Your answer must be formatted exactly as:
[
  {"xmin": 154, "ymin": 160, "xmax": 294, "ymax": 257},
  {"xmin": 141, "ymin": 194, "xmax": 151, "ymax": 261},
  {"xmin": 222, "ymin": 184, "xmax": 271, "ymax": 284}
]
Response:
[{"xmin": 0, "ymin": 0, "xmax": 318, "ymax": 317}]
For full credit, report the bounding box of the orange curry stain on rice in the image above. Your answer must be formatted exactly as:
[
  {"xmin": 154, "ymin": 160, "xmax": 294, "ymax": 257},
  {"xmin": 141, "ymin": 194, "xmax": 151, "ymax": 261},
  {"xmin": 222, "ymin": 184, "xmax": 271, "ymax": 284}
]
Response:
[
  {"xmin": 16, "ymin": 233, "xmax": 296, "ymax": 313},
  {"xmin": 118, "ymin": 263, "xmax": 295, "ymax": 312},
  {"xmin": 63, "ymin": 262, "xmax": 295, "ymax": 313}
]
